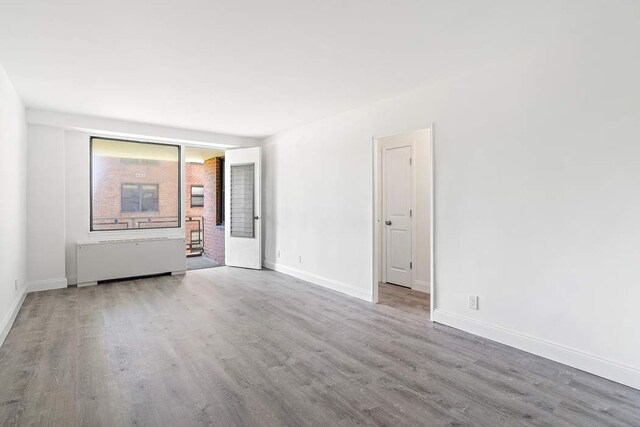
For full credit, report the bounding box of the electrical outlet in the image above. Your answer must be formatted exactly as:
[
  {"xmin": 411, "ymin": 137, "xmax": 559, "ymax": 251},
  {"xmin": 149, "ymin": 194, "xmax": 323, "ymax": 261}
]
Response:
[
  {"xmin": 468, "ymin": 295, "xmax": 479, "ymax": 310},
  {"xmin": 298, "ymin": 255, "xmax": 302, "ymax": 263}
]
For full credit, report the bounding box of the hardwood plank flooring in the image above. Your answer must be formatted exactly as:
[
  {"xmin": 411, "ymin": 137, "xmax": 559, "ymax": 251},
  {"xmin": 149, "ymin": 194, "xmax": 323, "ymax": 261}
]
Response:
[
  {"xmin": 0, "ymin": 267, "xmax": 638, "ymax": 426},
  {"xmin": 378, "ymin": 282, "xmax": 429, "ymax": 317}
]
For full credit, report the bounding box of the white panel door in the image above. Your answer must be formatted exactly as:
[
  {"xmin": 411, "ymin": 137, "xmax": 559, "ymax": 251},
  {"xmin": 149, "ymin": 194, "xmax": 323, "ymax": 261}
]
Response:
[
  {"xmin": 382, "ymin": 143, "xmax": 412, "ymax": 286},
  {"xmin": 225, "ymin": 147, "xmax": 262, "ymax": 269}
]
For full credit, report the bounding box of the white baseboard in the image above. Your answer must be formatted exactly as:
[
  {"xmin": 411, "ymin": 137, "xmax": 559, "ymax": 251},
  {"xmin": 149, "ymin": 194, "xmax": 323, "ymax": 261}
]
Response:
[
  {"xmin": 264, "ymin": 261, "xmax": 372, "ymax": 302},
  {"xmin": 412, "ymin": 280, "xmax": 430, "ymax": 293},
  {"xmin": 0, "ymin": 287, "xmax": 26, "ymax": 348},
  {"xmin": 25, "ymin": 277, "xmax": 68, "ymax": 293},
  {"xmin": 433, "ymin": 309, "xmax": 640, "ymax": 390}
]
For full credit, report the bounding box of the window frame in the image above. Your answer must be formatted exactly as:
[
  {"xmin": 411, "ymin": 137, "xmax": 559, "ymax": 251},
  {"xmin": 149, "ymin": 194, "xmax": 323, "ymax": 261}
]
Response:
[
  {"xmin": 190, "ymin": 185, "xmax": 204, "ymax": 208},
  {"xmin": 89, "ymin": 136, "xmax": 182, "ymax": 232}
]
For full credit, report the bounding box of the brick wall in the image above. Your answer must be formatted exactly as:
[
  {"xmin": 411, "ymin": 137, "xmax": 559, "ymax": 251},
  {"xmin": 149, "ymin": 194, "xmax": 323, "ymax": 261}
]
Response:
[
  {"xmin": 203, "ymin": 157, "xmax": 225, "ymax": 264},
  {"xmin": 185, "ymin": 162, "xmax": 205, "ymax": 217},
  {"xmin": 185, "ymin": 162, "xmax": 205, "ymax": 250},
  {"xmin": 92, "ymin": 156, "xmax": 180, "ymax": 230}
]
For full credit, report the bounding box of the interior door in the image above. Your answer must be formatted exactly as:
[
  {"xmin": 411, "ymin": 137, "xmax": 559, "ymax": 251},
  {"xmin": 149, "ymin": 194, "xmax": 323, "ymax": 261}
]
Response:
[
  {"xmin": 225, "ymin": 147, "xmax": 262, "ymax": 269},
  {"xmin": 382, "ymin": 142, "xmax": 412, "ymax": 286}
]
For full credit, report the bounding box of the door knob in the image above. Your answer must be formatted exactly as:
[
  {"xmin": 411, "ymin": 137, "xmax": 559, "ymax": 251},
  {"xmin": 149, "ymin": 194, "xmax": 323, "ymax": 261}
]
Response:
[
  {"xmin": 385, "ymin": 220, "xmax": 392, "ymax": 226},
  {"xmin": 254, "ymin": 216, "xmax": 260, "ymax": 220}
]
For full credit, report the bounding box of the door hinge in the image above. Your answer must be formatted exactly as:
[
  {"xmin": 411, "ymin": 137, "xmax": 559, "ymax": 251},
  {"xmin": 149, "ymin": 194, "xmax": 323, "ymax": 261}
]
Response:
[
  {"xmin": 410, "ymin": 262, "xmax": 413, "ymax": 269},
  {"xmin": 410, "ymin": 209, "xmax": 412, "ymax": 217},
  {"xmin": 409, "ymin": 157, "xmax": 412, "ymax": 165}
]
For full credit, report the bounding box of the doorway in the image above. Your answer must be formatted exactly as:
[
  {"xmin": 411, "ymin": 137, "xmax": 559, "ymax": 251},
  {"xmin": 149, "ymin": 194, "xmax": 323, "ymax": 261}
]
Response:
[
  {"xmin": 183, "ymin": 146, "xmax": 262, "ymax": 271},
  {"xmin": 184, "ymin": 146, "xmax": 226, "ymax": 271},
  {"xmin": 373, "ymin": 127, "xmax": 433, "ymax": 318}
]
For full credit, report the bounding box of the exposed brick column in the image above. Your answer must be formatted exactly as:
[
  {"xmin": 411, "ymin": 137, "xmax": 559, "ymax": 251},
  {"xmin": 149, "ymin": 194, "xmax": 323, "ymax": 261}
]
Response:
[{"xmin": 203, "ymin": 157, "xmax": 225, "ymax": 264}]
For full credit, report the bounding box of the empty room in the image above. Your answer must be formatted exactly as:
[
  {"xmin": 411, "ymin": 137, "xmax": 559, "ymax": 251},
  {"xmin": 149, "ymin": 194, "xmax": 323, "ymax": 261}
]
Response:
[{"xmin": 1, "ymin": 1, "xmax": 639, "ymax": 425}]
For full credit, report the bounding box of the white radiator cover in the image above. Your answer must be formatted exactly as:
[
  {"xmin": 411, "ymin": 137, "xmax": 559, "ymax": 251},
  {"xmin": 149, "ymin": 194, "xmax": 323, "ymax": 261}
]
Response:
[{"xmin": 76, "ymin": 237, "xmax": 186, "ymax": 286}]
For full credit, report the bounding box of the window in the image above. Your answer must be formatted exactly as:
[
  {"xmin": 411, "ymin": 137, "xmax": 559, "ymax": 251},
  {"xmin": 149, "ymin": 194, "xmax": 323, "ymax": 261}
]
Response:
[
  {"xmin": 121, "ymin": 184, "xmax": 159, "ymax": 212},
  {"xmin": 191, "ymin": 185, "xmax": 204, "ymax": 207},
  {"xmin": 91, "ymin": 137, "xmax": 180, "ymax": 231}
]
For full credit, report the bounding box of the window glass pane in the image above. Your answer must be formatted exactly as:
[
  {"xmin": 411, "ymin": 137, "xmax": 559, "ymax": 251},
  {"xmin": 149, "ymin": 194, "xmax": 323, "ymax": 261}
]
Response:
[
  {"xmin": 121, "ymin": 184, "xmax": 140, "ymax": 212},
  {"xmin": 191, "ymin": 186, "xmax": 204, "ymax": 196},
  {"xmin": 191, "ymin": 196, "xmax": 204, "ymax": 207},
  {"xmin": 140, "ymin": 184, "xmax": 159, "ymax": 212},
  {"xmin": 91, "ymin": 138, "xmax": 180, "ymax": 231},
  {"xmin": 230, "ymin": 163, "xmax": 254, "ymax": 238}
]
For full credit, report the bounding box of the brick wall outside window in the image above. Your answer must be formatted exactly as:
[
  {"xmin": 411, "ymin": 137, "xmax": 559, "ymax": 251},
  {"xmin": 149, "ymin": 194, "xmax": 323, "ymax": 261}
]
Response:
[
  {"xmin": 185, "ymin": 162, "xmax": 205, "ymax": 251},
  {"xmin": 92, "ymin": 156, "xmax": 179, "ymax": 230}
]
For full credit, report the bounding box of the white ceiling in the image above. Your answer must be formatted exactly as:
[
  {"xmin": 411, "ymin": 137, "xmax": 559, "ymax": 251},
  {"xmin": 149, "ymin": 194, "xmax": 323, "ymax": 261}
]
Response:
[{"xmin": 0, "ymin": 1, "xmax": 578, "ymax": 137}]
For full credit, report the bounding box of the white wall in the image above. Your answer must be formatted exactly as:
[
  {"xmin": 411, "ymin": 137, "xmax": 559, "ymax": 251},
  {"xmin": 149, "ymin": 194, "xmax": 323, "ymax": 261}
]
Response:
[
  {"xmin": 262, "ymin": 6, "xmax": 640, "ymax": 389},
  {"xmin": 26, "ymin": 125, "xmax": 66, "ymax": 288},
  {"xmin": 27, "ymin": 109, "xmax": 259, "ymax": 149},
  {"xmin": 413, "ymin": 130, "xmax": 430, "ymax": 290},
  {"xmin": 0, "ymin": 64, "xmax": 27, "ymax": 343}
]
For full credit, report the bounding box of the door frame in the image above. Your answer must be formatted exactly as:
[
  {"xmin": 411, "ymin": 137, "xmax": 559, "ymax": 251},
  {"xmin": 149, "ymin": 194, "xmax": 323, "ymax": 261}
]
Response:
[{"xmin": 372, "ymin": 124, "xmax": 435, "ymax": 320}]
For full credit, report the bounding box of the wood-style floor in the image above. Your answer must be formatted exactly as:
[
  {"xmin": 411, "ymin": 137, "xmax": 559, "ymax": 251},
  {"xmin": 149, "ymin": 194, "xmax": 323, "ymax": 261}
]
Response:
[
  {"xmin": 378, "ymin": 282, "xmax": 430, "ymax": 317},
  {"xmin": 0, "ymin": 267, "xmax": 638, "ymax": 426}
]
